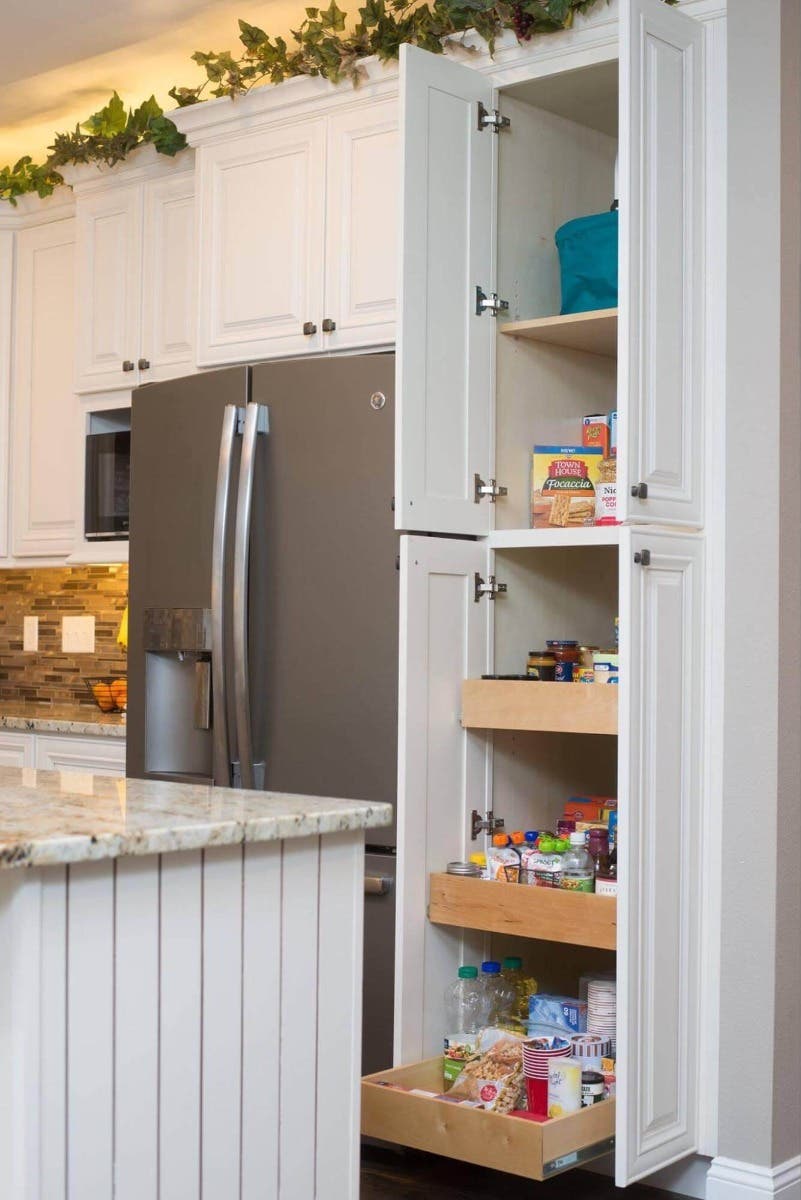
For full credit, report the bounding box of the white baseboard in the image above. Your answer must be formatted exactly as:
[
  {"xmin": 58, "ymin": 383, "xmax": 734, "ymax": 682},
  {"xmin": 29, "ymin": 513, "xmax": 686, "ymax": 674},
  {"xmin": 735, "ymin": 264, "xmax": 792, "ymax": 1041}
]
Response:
[{"xmin": 706, "ymin": 1156, "xmax": 801, "ymax": 1200}]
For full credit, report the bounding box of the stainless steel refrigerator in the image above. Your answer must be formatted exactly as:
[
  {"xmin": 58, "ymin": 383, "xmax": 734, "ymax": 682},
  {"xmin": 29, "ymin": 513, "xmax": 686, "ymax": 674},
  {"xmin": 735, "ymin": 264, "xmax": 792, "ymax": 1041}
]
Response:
[{"xmin": 127, "ymin": 354, "xmax": 397, "ymax": 1074}]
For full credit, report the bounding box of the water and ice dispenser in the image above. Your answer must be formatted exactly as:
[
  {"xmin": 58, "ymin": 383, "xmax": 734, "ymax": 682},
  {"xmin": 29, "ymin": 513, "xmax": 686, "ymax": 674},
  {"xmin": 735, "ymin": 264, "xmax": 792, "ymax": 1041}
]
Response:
[{"xmin": 143, "ymin": 608, "xmax": 214, "ymax": 780}]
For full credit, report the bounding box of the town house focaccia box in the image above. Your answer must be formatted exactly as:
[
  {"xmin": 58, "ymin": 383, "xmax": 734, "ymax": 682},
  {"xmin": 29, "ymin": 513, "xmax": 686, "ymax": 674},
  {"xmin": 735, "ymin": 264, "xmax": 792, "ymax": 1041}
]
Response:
[{"xmin": 530, "ymin": 446, "xmax": 603, "ymax": 528}]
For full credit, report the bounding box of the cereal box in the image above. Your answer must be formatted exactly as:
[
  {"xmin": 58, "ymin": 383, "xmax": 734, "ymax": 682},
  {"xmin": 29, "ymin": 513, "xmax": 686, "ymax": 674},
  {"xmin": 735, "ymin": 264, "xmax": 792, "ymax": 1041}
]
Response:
[
  {"xmin": 582, "ymin": 414, "xmax": 610, "ymax": 457},
  {"xmin": 530, "ymin": 446, "xmax": 602, "ymax": 529}
]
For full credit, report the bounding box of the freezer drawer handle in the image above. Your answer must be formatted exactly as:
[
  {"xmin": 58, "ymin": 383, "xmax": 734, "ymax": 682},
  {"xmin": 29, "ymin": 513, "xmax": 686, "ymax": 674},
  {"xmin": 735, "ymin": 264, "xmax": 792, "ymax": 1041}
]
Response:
[
  {"xmin": 233, "ymin": 403, "xmax": 269, "ymax": 789},
  {"xmin": 211, "ymin": 404, "xmax": 244, "ymax": 786},
  {"xmin": 365, "ymin": 875, "xmax": 392, "ymax": 896}
]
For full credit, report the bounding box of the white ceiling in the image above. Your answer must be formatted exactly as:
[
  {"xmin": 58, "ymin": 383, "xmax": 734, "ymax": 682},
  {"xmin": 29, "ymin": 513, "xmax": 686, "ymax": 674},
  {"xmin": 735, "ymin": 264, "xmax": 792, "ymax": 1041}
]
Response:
[{"xmin": 0, "ymin": 0, "xmax": 297, "ymax": 165}]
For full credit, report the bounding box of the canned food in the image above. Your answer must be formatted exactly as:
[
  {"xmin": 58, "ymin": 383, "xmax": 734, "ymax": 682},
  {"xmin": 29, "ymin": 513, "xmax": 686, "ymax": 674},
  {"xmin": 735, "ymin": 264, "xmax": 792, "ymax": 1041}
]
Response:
[
  {"xmin": 554, "ymin": 661, "xmax": 574, "ymax": 682},
  {"xmin": 575, "ymin": 667, "xmax": 595, "ymax": 683}
]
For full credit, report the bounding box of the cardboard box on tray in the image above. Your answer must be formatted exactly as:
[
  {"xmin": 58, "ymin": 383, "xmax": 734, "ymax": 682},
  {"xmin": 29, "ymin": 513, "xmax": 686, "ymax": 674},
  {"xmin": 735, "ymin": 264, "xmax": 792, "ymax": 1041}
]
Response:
[{"xmin": 530, "ymin": 446, "xmax": 602, "ymax": 529}]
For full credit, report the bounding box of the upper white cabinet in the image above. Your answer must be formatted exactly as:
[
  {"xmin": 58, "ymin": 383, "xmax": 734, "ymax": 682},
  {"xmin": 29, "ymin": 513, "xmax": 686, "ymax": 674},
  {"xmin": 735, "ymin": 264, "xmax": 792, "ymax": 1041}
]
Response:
[
  {"xmin": 12, "ymin": 216, "xmax": 80, "ymax": 558},
  {"xmin": 66, "ymin": 147, "xmax": 196, "ymax": 393},
  {"xmin": 618, "ymin": 0, "xmax": 705, "ymax": 527},
  {"xmin": 396, "ymin": 0, "xmax": 709, "ymax": 536},
  {"xmin": 323, "ymin": 101, "xmax": 398, "ymax": 352},
  {"xmin": 395, "ymin": 48, "xmax": 495, "ymax": 537},
  {"xmin": 0, "ymin": 231, "xmax": 12, "ymax": 560},
  {"xmin": 196, "ymin": 117, "xmax": 326, "ymax": 363},
  {"xmin": 172, "ymin": 75, "xmax": 399, "ymax": 367}
]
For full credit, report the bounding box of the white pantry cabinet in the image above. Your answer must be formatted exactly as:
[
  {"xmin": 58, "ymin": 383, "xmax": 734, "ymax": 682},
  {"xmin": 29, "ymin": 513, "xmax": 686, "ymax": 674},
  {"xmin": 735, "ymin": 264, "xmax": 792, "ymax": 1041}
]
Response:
[
  {"xmin": 171, "ymin": 73, "xmax": 399, "ymax": 365},
  {"xmin": 0, "ymin": 731, "xmax": 35, "ymax": 768},
  {"xmin": 12, "ymin": 217, "xmax": 80, "ymax": 558},
  {"xmin": 395, "ymin": 0, "xmax": 708, "ymax": 537},
  {"xmin": 65, "ymin": 146, "xmax": 196, "ymax": 393},
  {"xmin": 34, "ymin": 733, "xmax": 127, "ymax": 777},
  {"xmin": 0, "ymin": 231, "xmax": 12, "ymax": 560}
]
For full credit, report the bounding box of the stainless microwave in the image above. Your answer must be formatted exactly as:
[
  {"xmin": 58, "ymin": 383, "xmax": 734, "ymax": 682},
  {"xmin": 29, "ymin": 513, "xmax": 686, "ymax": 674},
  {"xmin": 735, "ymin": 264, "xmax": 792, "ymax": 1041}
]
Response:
[{"xmin": 85, "ymin": 430, "xmax": 131, "ymax": 540}]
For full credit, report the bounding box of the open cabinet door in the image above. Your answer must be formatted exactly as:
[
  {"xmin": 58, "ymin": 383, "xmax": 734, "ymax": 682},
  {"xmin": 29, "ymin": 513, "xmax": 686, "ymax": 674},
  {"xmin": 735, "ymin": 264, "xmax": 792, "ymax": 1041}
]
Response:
[
  {"xmin": 618, "ymin": 0, "xmax": 705, "ymax": 528},
  {"xmin": 396, "ymin": 45, "xmax": 496, "ymax": 537},
  {"xmin": 616, "ymin": 529, "xmax": 704, "ymax": 1184},
  {"xmin": 394, "ymin": 535, "xmax": 489, "ymax": 1064}
]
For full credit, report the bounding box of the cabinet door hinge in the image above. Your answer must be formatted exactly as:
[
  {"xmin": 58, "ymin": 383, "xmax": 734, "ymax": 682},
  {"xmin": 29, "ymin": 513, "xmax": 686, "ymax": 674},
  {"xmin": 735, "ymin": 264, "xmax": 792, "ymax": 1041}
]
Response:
[
  {"xmin": 474, "ymin": 573, "xmax": 507, "ymax": 602},
  {"xmin": 471, "ymin": 810, "xmax": 505, "ymax": 841},
  {"xmin": 475, "ymin": 286, "xmax": 509, "ymax": 318},
  {"xmin": 474, "ymin": 473, "xmax": 508, "ymax": 504},
  {"xmin": 477, "ymin": 102, "xmax": 511, "ymax": 134}
]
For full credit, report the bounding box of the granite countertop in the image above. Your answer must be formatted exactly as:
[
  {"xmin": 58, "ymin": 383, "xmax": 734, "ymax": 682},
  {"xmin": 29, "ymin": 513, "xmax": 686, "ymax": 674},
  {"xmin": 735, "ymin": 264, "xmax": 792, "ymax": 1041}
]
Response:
[
  {"xmin": 0, "ymin": 766, "xmax": 392, "ymax": 869},
  {"xmin": 0, "ymin": 702, "xmax": 127, "ymax": 738}
]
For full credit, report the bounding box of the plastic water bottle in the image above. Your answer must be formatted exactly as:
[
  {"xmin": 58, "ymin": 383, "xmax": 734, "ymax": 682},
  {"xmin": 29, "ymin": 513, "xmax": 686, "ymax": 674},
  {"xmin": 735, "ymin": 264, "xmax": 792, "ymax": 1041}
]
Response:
[
  {"xmin": 443, "ymin": 965, "xmax": 483, "ymax": 1087},
  {"xmin": 479, "ymin": 960, "xmax": 521, "ymax": 1030}
]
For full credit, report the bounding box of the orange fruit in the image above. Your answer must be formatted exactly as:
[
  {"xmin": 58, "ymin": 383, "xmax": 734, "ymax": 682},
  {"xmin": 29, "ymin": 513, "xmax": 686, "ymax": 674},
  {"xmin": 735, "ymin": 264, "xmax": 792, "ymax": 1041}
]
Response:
[{"xmin": 92, "ymin": 682, "xmax": 115, "ymax": 712}]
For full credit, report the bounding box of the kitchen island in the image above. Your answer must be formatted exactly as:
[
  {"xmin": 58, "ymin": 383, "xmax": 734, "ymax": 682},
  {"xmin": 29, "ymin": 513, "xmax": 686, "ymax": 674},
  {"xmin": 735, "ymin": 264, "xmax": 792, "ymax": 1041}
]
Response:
[{"xmin": 0, "ymin": 766, "xmax": 392, "ymax": 1200}]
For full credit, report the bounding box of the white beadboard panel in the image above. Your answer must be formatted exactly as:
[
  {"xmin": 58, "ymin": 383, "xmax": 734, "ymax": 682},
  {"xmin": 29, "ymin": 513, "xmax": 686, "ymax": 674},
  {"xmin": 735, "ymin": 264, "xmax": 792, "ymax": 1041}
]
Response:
[
  {"xmin": 617, "ymin": 529, "xmax": 704, "ymax": 1184},
  {"xmin": 66, "ymin": 860, "xmax": 115, "ymax": 1200},
  {"xmin": 279, "ymin": 836, "xmax": 321, "ymax": 1200},
  {"xmin": 394, "ymin": 536, "xmax": 489, "ymax": 1064},
  {"xmin": 114, "ymin": 856, "xmax": 160, "ymax": 1200},
  {"xmin": 159, "ymin": 849, "xmax": 203, "ymax": 1200},
  {"xmin": 240, "ymin": 841, "xmax": 282, "ymax": 1200},
  {"xmin": 39, "ymin": 867, "xmax": 67, "ymax": 1199},
  {"xmin": 618, "ymin": 0, "xmax": 705, "ymax": 526},
  {"xmin": 201, "ymin": 845, "xmax": 244, "ymax": 1200},
  {"xmin": 315, "ymin": 831, "xmax": 364, "ymax": 1200},
  {"xmin": 0, "ymin": 870, "xmax": 44, "ymax": 1200},
  {"xmin": 396, "ymin": 45, "xmax": 496, "ymax": 535}
]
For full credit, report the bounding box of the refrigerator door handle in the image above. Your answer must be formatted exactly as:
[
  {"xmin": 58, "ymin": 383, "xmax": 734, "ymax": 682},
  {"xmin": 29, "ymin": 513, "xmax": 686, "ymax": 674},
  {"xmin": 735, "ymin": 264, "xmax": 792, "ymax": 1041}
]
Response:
[
  {"xmin": 233, "ymin": 403, "xmax": 269, "ymax": 789},
  {"xmin": 211, "ymin": 404, "xmax": 243, "ymax": 787}
]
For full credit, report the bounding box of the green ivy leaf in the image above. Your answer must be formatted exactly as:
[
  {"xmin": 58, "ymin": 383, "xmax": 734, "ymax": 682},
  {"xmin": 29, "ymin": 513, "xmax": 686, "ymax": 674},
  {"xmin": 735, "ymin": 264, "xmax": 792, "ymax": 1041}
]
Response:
[
  {"xmin": 81, "ymin": 92, "xmax": 127, "ymax": 138},
  {"xmin": 146, "ymin": 116, "xmax": 188, "ymax": 157},
  {"xmin": 239, "ymin": 19, "xmax": 269, "ymax": 50}
]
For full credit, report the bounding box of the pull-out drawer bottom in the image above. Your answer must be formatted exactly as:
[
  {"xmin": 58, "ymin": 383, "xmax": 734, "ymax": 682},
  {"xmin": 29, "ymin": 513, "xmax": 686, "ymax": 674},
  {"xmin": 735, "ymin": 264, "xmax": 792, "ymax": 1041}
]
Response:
[{"xmin": 362, "ymin": 1058, "xmax": 615, "ymax": 1182}]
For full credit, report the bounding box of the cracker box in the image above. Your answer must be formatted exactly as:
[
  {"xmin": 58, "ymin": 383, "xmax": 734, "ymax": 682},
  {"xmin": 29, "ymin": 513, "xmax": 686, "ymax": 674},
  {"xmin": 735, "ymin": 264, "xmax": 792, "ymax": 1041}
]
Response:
[
  {"xmin": 582, "ymin": 414, "xmax": 610, "ymax": 457},
  {"xmin": 530, "ymin": 446, "xmax": 602, "ymax": 529},
  {"xmin": 609, "ymin": 411, "xmax": 618, "ymax": 457}
]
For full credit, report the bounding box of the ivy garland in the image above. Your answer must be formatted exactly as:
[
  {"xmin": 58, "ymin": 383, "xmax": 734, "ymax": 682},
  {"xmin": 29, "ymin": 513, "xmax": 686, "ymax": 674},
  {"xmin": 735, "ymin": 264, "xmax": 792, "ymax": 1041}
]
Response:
[{"xmin": 0, "ymin": 0, "xmax": 669, "ymax": 206}]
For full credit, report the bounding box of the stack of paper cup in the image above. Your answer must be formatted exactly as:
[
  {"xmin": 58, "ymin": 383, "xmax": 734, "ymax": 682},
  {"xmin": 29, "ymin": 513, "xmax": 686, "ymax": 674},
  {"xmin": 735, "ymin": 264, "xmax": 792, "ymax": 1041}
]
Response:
[
  {"xmin": 522, "ymin": 1036, "xmax": 572, "ymax": 1116},
  {"xmin": 587, "ymin": 980, "xmax": 617, "ymax": 1054},
  {"xmin": 570, "ymin": 1033, "xmax": 612, "ymax": 1068}
]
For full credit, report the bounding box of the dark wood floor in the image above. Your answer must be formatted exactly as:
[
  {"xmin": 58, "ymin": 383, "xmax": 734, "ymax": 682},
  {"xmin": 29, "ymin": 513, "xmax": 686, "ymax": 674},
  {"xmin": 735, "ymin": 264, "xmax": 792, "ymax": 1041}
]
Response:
[{"xmin": 361, "ymin": 1148, "xmax": 690, "ymax": 1199}]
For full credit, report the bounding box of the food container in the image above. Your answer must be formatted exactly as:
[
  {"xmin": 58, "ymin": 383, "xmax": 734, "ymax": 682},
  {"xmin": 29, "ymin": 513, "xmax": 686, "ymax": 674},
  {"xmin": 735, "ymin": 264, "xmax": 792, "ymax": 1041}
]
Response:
[
  {"xmin": 85, "ymin": 676, "xmax": 127, "ymax": 713},
  {"xmin": 578, "ymin": 645, "xmax": 598, "ymax": 669},
  {"xmin": 548, "ymin": 1057, "xmax": 583, "ymax": 1117},
  {"xmin": 554, "ymin": 661, "xmax": 574, "ymax": 682},
  {"xmin": 581, "ymin": 1068, "xmax": 606, "ymax": 1107},
  {"xmin": 526, "ymin": 651, "xmax": 556, "ymax": 681},
  {"xmin": 446, "ymin": 861, "xmax": 483, "ymax": 877},
  {"xmin": 547, "ymin": 640, "xmax": 580, "ymax": 663},
  {"xmin": 575, "ymin": 667, "xmax": 595, "ymax": 683}
]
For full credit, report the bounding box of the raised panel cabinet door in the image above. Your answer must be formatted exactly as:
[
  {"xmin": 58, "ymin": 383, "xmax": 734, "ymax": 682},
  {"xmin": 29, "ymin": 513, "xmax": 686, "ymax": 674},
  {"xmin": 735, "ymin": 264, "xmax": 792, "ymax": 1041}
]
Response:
[
  {"xmin": 34, "ymin": 734, "xmax": 127, "ymax": 776},
  {"xmin": 12, "ymin": 219, "xmax": 79, "ymax": 558},
  {"xmin": 618, "ymin": 0, "xmax": 705, "ymax": 527},
  {"xmin": 395, "ymin": 535, "xmax": 488, "ymax": 1065},
  {"xmin": 75, "ymin": 183, "xmax": 143, "ymax": 392},
  {"xmin": 196, "ymin": 119, "xmax": 326, "ymax": 365},
  {"xmin": 141, "ymin": 172, "xmax": 197, "ymax": 382},
  {"xmin": 616, "ymin": 529, "xmax": 704, "ymax": 1184},
  {"xmin": 396, "ymin": 46, "xmax": 496, "ymax": 536},
  {"xmin": 0, "ymin": 232, "xmax": 12, "ymax": 560},
  {"xmin": 0, "ymin": 731, "xmax": 34, "ymax": 768},
  {"xmin": 323, "ymin": 100, "xmax": 398, "ymax": 352}
]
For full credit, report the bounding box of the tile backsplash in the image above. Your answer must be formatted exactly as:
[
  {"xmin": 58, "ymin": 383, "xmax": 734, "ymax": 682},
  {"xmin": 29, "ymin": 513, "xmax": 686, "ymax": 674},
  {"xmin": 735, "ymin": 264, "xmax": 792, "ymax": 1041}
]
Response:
[{"xmin": 0, "ymin": 565, "xmax": 128, "ymax": 707}]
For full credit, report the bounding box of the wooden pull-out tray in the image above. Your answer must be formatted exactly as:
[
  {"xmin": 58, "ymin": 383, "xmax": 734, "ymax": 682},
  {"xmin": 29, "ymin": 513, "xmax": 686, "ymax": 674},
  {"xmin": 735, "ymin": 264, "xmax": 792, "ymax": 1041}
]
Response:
[
  {"xmin": 461, "ymin": 679, "xmax": 618, "ymax": 735},
  {"xmin": 428, "ymin": 873, "xmax": 617, "ymax": 951},
  {"xmin": 362, "ymin": 1058, "xmax": 615, "ymax": 1181}
]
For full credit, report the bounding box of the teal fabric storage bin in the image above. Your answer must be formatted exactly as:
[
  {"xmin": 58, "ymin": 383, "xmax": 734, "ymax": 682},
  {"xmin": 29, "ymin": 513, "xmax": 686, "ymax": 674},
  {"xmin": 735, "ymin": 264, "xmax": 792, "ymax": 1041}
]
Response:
[{"xmin": 555, "ymin": 210, "xmax": 618, "ymax": 315}]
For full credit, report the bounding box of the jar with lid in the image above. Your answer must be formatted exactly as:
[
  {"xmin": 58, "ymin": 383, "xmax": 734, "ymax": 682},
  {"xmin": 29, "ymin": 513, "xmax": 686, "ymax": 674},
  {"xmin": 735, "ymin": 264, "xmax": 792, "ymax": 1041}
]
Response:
[
  {"xmin": 578, "ymin": 645, "xmax": 599, "ymax": 669},
  {"xmin": 547, "ymin": 640, "xmax": 580, "ymax": 682},
  {"xmin": 526, "ymin": 650, "xmax": 556, "ymax": 681}
]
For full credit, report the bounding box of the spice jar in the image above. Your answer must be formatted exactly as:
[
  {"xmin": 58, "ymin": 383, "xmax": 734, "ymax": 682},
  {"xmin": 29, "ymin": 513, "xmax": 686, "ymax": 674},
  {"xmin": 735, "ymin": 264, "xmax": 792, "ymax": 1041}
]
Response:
[{"xmin": 526, "ymin": 650, "xmax": 556, "ymax": 681}]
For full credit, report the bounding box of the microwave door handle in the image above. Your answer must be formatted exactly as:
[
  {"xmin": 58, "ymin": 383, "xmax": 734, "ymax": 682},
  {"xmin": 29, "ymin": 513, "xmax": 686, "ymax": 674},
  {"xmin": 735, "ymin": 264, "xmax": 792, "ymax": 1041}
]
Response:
[
  {"xmin": 233, "ymin": 403, "xmax": 268, "ymax": 790},
  {"xmin": 211, "ymin": 404, "xmax": 242, "ymax": 787}
]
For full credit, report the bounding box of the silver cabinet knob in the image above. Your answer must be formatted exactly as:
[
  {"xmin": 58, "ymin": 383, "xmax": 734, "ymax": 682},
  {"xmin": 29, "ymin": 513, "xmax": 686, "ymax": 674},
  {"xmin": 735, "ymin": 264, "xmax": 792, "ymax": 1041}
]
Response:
[
  {"xmin": 322, "ymin": 318, "xmax": 336, "ymax": 333},
  {"xmin": 302, "ymin": 321, "xmax": 317, "ymax": 336},
  {"xmin": 138, "ymin": 357, "xmax": 150, "ymax": 371},
  {"xmin": 122, "ymin": 360, "xmax": 135, "ymax": 372}
]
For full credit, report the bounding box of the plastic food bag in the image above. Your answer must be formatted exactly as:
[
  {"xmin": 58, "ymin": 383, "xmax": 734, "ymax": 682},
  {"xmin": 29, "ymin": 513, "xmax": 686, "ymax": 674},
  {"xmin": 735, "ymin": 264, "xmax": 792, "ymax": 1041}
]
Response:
[{"xmin": 446, "ymin": 1031, "xmax": 525, "ymax": 1114}]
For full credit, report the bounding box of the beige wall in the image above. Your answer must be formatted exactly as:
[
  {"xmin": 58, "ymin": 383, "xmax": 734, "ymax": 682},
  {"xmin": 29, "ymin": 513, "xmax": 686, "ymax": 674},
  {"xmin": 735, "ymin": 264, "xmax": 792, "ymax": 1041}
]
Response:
[{"xmin": 720, "ymin": 0, "xmax": 801, "ymax": 1169}]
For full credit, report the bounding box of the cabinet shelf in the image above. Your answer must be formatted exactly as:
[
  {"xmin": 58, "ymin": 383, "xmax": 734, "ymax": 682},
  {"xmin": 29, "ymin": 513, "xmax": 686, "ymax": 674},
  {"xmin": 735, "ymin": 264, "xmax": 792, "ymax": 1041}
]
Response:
[
  {"xmin": 429, "ymin": 873, "xmax": 617, "ymax": 951},
  {"xmin": 488, "ymin": 526, "xmax": 620, "ymax": 550},
  {"xmin": 500, "ymin": 308, "xmax": 617, "ymax": 357},
  {"xmin": 362, "ymin": 1057, "xmax": 616, "ymax": 1180},
  {"xmin": 462, "ymin": 679, "xmax": 618, "ymax": 736}
]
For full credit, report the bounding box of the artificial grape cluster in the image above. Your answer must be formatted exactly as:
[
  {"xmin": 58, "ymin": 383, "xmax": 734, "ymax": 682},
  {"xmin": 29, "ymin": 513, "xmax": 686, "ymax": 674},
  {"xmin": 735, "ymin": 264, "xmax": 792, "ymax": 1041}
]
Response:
[{"xmin": 511, "ymin": 3, "xmax": 535, "ymax": 40}]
